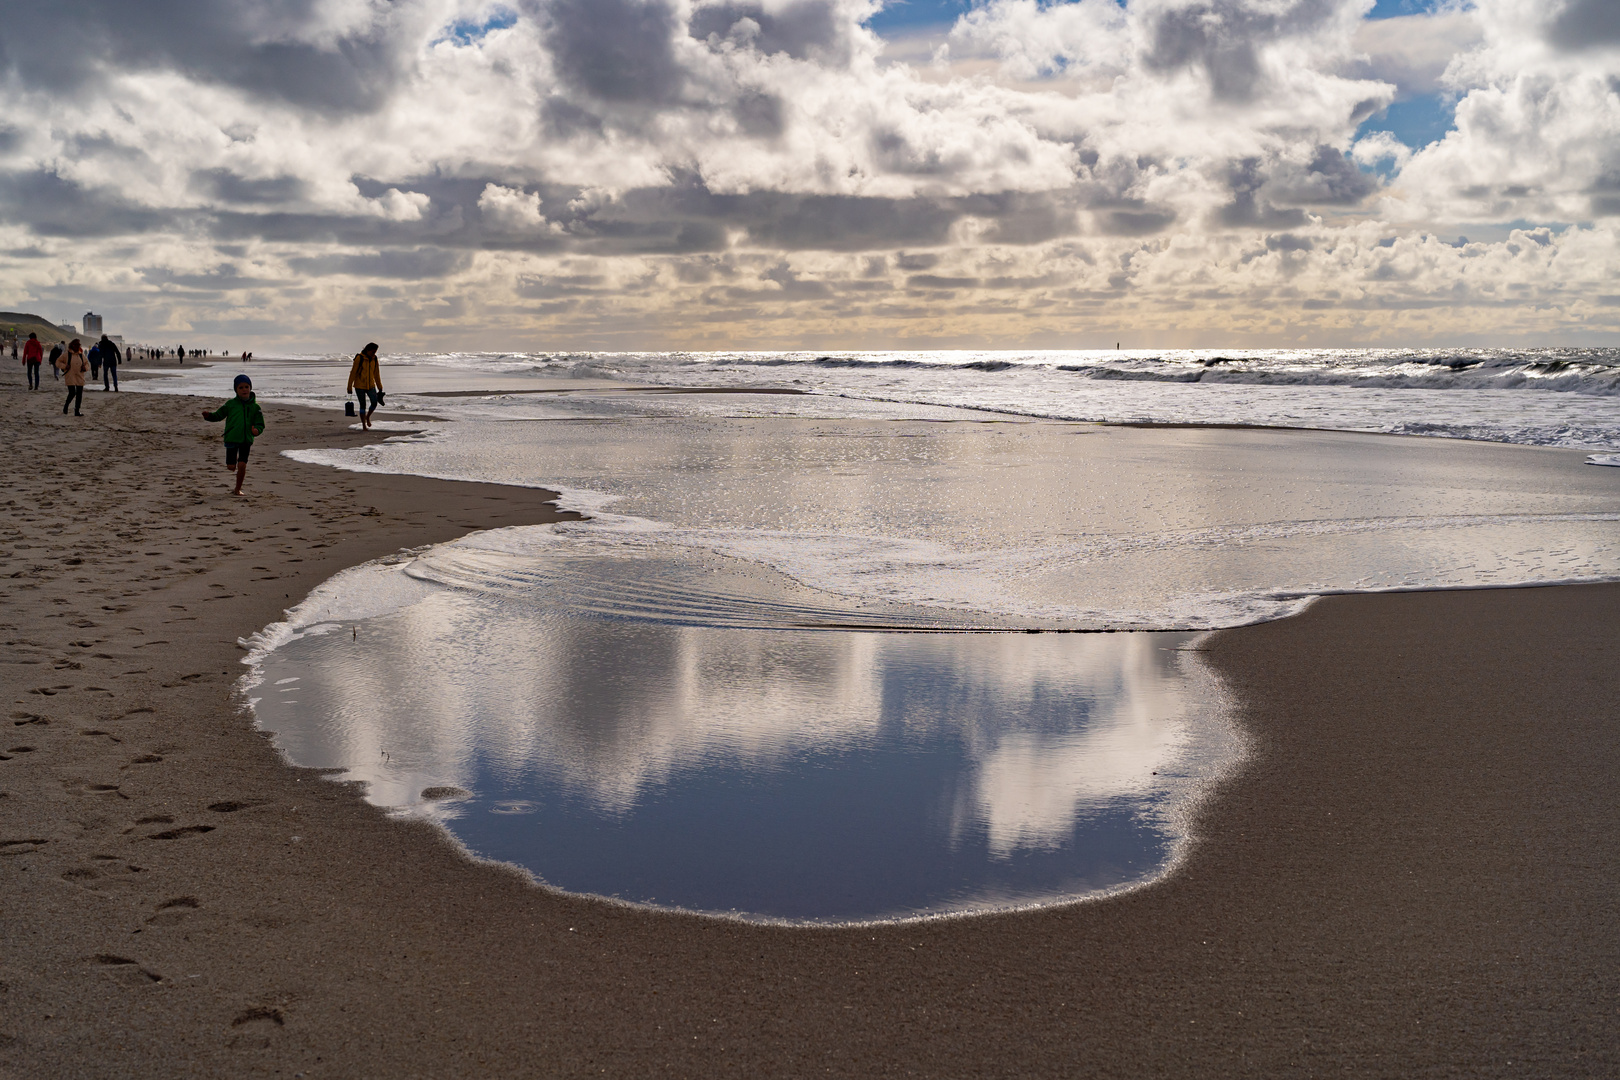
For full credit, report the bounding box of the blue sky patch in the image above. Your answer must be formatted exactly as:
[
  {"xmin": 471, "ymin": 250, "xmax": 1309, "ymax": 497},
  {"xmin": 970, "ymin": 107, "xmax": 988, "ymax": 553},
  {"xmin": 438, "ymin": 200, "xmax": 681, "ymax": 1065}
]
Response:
[
  {"xmin": 1367, "ymin": 0, "xmax": 1447, "ymax": 17},
  {"xmin": 867, "ymin": 0, "xmax": 975, "ymax": 34},
  {"xmin": 1357, "ymin": 92, "xmax": 1456, "ymax": 150},
  {"xmin": 865, "ymin": 0, "xmax": 1446, "ymax": 36},
  {"xmin": 441, "ymin": 7, "xmax": 518, "ymax": 46}
]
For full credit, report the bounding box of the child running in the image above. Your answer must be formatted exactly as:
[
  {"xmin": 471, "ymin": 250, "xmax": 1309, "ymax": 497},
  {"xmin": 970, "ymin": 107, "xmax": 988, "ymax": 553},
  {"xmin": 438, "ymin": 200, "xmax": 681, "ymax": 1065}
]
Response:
[{"xmin": 201, "ymin": 374, "xmax": 265, "ymax": 496}]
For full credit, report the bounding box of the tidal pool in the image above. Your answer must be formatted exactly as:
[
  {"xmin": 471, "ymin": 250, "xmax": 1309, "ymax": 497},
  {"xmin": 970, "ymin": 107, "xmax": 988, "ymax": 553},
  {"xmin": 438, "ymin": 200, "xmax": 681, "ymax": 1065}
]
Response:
[{"xmin": 250, "ymin": 550, "xmax": 1238, "ymax": 923}]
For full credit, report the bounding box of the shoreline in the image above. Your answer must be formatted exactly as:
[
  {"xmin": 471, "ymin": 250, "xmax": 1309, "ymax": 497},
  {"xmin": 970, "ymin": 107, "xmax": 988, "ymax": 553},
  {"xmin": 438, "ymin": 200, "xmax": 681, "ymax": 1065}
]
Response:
[{"xmin": 3, "ymin": 382, "xmax": 1617, "ymax": 1076}]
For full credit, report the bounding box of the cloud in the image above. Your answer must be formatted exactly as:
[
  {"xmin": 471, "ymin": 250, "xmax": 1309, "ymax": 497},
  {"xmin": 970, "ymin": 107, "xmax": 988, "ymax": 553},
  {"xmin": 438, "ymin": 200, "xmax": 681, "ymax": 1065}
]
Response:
[
  {"xmin": 1545, "ymin": 0, "xmax": 1620, "ymax": 52},
  {"xmin": 0, "ymin": 0, "xmax": 425, "ymax": 114},
  {"xmin": 538, "ymin": 0, "xmax": 686, "ymax": 104},
  {"xmin": 0, "ymin": 0, "xmax": 1615, "ymax": 349}
]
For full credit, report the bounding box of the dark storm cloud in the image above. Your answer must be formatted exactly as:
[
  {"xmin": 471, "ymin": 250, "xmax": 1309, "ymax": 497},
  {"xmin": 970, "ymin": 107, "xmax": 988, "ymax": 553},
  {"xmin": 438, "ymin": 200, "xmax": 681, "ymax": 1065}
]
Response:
[
  {"xmin": 515, "ymin": 273, "xmax": 607, "ymax": 298},
  {"xmin": 535, "ymin": 178, "xmax": 963, "ymax": 252},
  {"xmin": 1266, "ymin": 232, "xmax": 1314, "ymax": 251},
  {"xmin": 1098, "ymin": 208, "xmax": 1179, "ymax": 236},
  {"xmin": 190, "ymin": 169, "xmax": 308, "ymax": 205},
  {"xmin": 183, "ymin": 173, "xmax": 1132, "ymax": 257},
  {"xmin": 1215, "ymin": 149, "xmax": 1371, "ymax": 229},
  {"xmin": 760, "ymin": 262, "xmax": 834, "ymax": 297},
  {"xmin": 1219, "ymin": 158, "xmax": 1309, "ymax": 227},
  {"xmin": 732, "ymin": 90, "xmax": 786, "ymax": 138},
  {"xmin": 690, "ymin": 1, "xmax": 852, "ymax": 64},
  {"xmin": 536, "ymin": 0, "xmax": 685, "ymax": 104},
  {"xmin": 139, "ymin": 264, "xmax": 282, "ymax": 290},
  {"xmin": 540, "ymin": 96, "xmax": 608, "ymax": 139},
  {"xmin": 907, "ymin": 274, "xmax": 978, "ymax": 289},
  {"xmin": 740, "ymin": 194, "xmax": 961, "ymax": 250},
  {"xmin": 287, "ymin": 248, "xmax": 471, "ymax": 279},
  {"xmin": 1589, "ymin": 172, "xmax": 1620, "ymax": 217},
  {"xmin": 1141, "ymin": 0, "xmax": 1341, "ymax": 102},
  {"xmin": 1263, "ymin": 146, "xmax": 1377, "ymax": 206},
  {"xmin": 0, "ymin": 169, "xmax": 178, "ymax": 237},
  {"xmin": 1545, "ymin": 0, "xmax": 1620, "ymax": 50},
  {"xmin": 0, "ymin": 0, "xmax": 415, "ymax": 113}
]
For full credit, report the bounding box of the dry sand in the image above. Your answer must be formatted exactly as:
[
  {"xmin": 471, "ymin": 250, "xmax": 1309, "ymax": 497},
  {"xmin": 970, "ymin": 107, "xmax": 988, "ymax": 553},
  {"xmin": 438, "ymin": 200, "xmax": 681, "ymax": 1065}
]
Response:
[{"xmin": 1, "ymin": 374, "xmax": 1616, "ymax": 1078}]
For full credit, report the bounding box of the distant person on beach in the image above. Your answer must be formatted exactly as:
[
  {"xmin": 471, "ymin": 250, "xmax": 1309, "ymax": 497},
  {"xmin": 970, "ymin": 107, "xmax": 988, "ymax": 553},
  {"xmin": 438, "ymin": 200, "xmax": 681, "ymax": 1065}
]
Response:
[
  {"xmin": 98, "ymin": 334, "xmax": 121, "ymax": 391},
  {"xmin": 47, "ymin": 342, "xmax": 62, "ymax": 381},
  {"xmin": 22, "ymin": 333, "xmax": 42, "ymax": 390},
  {"xmin": 88, "ymin": 342, "xmax": 101, "ymax": 382},
  {"xmin": 346, "ymin": 342, "xmax": 384, "ymax": 430},
  {"xmin": 201, "ymin": 374, "xmax": 265, "ymax": 497},
  {"xmin": 58, "ymin": 339, "xmax": 87, "ymax": 415},
  {"xmin": 177, "ymin": 345, "xmax": 185, "ymax": 364}
]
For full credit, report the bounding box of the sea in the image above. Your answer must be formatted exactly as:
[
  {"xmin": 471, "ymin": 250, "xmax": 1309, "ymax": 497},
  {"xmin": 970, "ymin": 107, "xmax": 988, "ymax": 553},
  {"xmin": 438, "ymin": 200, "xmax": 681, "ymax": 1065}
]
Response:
[{"xmin": 135, "ymin": 348, "xmax": 1620, "ymax": 922}]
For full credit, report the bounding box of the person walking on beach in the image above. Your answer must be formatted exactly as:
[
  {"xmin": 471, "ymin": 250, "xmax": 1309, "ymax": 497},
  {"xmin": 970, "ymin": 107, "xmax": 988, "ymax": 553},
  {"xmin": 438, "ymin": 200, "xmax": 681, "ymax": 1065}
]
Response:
[
  {"xmin": 201, "ymin": 374, "xmax": 265, "ymax": 497},
  {"xmin": 88, "ymin": 342, "xmax": 101, "ymax": 383},
  {"xmin": 58, "ymin": 339, "xmax": 88, "ymax": 415},
  {"xmin": 346, "ymin": 342, "xmax": 384, "ymax": 430},
  {"xmin": 98, "ymin": 334, "xmax": 122, "ymax": 391},
  {"xmin": 47, "ymin": 342, "xmax": 62, "ymax": 381},
  {"xmin": 22, "ymin": 333, "xmax": 42, "ymax": 390}
]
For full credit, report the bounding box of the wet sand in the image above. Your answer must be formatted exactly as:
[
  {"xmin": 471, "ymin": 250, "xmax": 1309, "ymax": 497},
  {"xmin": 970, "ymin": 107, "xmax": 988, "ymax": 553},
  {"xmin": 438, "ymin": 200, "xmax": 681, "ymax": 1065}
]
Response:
[{"xmin": 2, "ymin": 378, "xmax": 1616, "ymax": 1077}]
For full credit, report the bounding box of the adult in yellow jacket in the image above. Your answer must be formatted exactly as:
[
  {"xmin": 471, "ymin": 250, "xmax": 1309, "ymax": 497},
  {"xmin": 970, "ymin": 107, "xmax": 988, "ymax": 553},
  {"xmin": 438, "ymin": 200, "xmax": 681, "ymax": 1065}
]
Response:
[{"xmin": 346, "ymin": 342, "xmax": 384, "ymax": 429}]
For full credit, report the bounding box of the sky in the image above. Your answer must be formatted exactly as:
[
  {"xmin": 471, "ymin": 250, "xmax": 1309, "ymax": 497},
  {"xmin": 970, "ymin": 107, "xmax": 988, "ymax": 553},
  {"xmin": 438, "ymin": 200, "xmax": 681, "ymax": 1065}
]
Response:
[{"xmin": 1, "ymin": 0, "xmax": 1618, "ymax": 352}]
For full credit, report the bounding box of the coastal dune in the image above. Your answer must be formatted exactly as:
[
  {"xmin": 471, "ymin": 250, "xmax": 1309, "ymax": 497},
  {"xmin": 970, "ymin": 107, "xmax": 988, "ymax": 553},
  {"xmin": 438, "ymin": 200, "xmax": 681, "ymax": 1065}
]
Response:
[{"xmin": 1, "ymin": 384, "xmax": 1615, "ymax": 1077}]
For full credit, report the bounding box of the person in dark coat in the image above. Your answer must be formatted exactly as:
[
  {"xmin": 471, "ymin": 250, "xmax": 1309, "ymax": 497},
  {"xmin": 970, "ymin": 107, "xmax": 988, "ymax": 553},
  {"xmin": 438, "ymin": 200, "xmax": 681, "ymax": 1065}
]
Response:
[{"xmin": 98, "ymin": 334, "xmax": 122, "ymax": 391}]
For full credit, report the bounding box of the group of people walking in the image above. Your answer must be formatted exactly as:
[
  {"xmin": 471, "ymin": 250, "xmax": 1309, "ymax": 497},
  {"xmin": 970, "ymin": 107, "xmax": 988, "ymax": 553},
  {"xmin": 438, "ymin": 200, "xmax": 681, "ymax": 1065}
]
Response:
[
  {"xmin": 14, "ymin": 336, "xmax": 389, "ymax": 498},
  {"xmin": 18, "ymin": 332, "xmax": 123, "ymax": 414}
]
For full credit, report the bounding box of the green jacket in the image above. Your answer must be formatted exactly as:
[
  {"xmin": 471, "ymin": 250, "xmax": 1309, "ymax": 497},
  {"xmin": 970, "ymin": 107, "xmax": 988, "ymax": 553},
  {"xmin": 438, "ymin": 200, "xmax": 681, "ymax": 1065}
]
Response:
[{"xmin": 205, "ymin": 393, "xmax": 265, "ymax": 443}]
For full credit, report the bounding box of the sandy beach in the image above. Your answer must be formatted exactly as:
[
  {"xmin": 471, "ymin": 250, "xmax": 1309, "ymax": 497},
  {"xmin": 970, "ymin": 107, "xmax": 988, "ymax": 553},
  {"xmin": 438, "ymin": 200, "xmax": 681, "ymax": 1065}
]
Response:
[{"xmin": 2, "ymin": 374, "xmax": 1617, "ymax": 1078}]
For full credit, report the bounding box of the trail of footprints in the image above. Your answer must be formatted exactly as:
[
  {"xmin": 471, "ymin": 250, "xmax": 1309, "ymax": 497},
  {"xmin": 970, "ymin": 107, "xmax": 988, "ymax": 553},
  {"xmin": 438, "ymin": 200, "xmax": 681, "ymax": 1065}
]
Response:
[{"xmin": 0, "ymin": 391, "xmax": 393, "ymax": 1057}]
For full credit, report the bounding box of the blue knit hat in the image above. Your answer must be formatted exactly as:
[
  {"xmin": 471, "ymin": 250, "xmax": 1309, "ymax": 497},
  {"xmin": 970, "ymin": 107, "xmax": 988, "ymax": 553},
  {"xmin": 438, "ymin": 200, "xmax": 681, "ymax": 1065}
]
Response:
[{"xmin": 234, "ymin": 373, "xmax": 252, "ymax": 388}]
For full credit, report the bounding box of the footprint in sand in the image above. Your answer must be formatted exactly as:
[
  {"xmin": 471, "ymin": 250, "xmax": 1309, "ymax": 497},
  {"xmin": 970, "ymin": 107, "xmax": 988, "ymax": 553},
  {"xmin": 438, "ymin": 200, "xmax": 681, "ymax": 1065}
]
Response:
[
  {"xmin": 142, "ymin": 825, "xmax": 216, "ymax": 841},
  {"xmin": 145, "ymin": 896, "xmax": 200, "ymax": 927},
  {"xmin": 227, "ymin": 1006, "xmax": 287, "ymax": 1050},
  {"xmin": 91, "ymin": 954, "xmax": 161, "ymax": 985}
]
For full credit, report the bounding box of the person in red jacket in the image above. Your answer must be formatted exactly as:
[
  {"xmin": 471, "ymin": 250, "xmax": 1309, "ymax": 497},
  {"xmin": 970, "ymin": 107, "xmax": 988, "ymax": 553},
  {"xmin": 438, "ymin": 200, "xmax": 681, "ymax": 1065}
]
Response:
[{"xmin": 21, "ymin": 333, "xmax": 42, "ymax": 390}]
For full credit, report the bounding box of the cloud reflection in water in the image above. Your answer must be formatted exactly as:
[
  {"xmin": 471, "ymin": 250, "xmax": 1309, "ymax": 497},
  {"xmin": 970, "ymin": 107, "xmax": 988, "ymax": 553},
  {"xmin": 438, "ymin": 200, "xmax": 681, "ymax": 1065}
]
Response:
[{"xmin": 255, "ymin": 576, "xmax": 1236, "ymax": 921}]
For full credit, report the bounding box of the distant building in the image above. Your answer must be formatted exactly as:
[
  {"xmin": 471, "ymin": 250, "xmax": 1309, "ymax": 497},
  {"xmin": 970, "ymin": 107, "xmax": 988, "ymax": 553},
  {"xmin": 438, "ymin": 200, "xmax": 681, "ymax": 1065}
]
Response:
[
  {"xmin": 83, "ymin": 311, "xmax": 102, "ymax": 336},
  {"xmin": 59, "ymin": 323, "xmax": 77, "ymax": 336}
]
